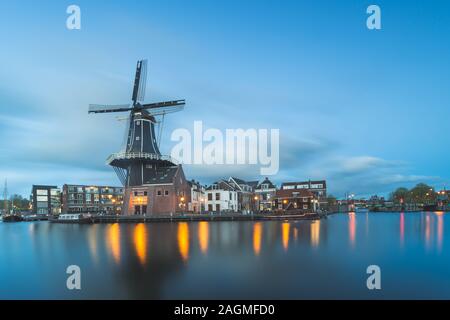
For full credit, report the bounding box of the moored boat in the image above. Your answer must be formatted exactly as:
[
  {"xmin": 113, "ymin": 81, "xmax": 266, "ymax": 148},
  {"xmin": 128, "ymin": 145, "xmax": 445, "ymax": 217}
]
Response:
[
  {"xmin": 49, "ymin": 213, "xmax": 93, "ymax": 224},
  {"xmin": 2, "ymin": 214, "xmax": 24, "ymax": 222}
]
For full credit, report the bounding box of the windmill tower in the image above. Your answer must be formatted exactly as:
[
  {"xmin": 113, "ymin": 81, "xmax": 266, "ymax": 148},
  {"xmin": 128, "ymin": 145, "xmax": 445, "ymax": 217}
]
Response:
[{"xmin": 89, "ymin": 60, "xmax": 187, "ymax": 215}]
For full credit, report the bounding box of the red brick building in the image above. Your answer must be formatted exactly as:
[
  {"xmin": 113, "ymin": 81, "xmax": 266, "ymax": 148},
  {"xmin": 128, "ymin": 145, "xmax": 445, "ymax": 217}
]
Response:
[
  {"xmin": 272, "ymin": 188, "xmax": 317, "ymax": 213},
  {"xmin": 123, "ymin": 165, "xmax": 190, "ymax": 215}
]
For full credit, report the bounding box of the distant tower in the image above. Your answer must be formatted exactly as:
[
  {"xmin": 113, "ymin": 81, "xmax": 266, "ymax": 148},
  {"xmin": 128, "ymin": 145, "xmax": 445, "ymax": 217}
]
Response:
[{"xmin": 3, "ymin": 179, "xmax": 8, "ymax": 214}]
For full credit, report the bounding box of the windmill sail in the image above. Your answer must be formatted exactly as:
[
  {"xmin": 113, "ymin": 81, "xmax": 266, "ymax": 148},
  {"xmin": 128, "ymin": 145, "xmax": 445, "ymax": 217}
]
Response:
[
  {"xmin": 132, "ymin": 59, "xmax": 148, "ymax": 103},
  {"xmin": 88, "ymin": 104, "xmax": 132, "ymax": 114}
]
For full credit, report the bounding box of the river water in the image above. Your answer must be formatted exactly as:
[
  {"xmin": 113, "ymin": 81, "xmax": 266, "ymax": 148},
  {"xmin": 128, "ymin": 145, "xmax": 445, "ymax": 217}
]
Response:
[{"xmin": 0, "ymin": 212, "xmax": 449, "ymax": 299}]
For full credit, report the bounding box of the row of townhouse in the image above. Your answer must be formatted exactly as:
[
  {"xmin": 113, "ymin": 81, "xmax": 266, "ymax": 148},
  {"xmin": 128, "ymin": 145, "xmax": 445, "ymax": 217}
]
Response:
[
  {"xmin": 30, "ymin": 178, "xmax": 327, "ymax": 215},
  {"xmin": 201, "ymin": 177, "xmax": 327, "ymax": 214}
]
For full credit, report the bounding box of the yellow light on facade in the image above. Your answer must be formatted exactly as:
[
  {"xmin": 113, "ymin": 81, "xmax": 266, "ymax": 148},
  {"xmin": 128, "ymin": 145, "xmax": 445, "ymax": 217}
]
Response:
[
  {"xmin": 254, "ymin": 196, "xmax": 259, "ymax": 201},
  {"xmin": 180, "ymin": 197, "xmax": 185, "ymax": 202},
  {"xmin": 283, "ymin": 199, "xmax": 288, "ymax": 204}
]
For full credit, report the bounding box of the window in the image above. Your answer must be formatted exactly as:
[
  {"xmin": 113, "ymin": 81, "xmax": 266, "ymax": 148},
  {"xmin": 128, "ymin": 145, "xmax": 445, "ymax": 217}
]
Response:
[
  {"xmin": 164, "ymin": 190, "xmax": 169, "ymax": 196},
  {"xmin": 208, "ymin": 193, "xmax": 212, "ymax": 201},
  {"xmin": 36, "ymin": 189, "xmax": 47, "ymax": 196},
  {"xmin": 208, "ymin": 204, "xmax": 213, "ymax": 211},
  {"xmin": 215, "ymin": 204, "xmax": 220, "ymax": 212},
  {"xmin": 229, "ymin": 193, "xmax": 232, "ymax": 200},
  {"xmin": 136, "ymin": 136, "xmax": 140, "ymax": 141},
  {"xmin": 157, "ymin": 190, "xmax": 162, "ymax": 196},
  {"xmin": 134, "ymin": 191, "xmax": 138, "ymax": 196},
  {"xmin": 144, "ymin": 191, "xmax": 148, "ymax": 196},
  {"xmin": 215, "ymin": 193, "xmax": 220, "ymax": 201},
  {"xmin": 36, "ymin": 195, "xmax": 48, "ymax": 202},
  {"xmin": 303, "ymin": 205, "xmax": 308, "ymax": 210}
]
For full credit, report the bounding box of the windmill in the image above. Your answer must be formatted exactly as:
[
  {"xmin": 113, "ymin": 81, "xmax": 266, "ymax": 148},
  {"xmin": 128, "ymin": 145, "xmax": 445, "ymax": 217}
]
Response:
[{"xmin": 89, "ymin": 59, "xmax": 185, "ymax": 188}]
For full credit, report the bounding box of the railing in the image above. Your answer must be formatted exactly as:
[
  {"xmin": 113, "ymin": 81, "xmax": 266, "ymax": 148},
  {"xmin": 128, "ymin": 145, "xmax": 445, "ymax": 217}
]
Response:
[{"xmin": 106, "ymin": 152, "xmax": 178, "ymax": 165}]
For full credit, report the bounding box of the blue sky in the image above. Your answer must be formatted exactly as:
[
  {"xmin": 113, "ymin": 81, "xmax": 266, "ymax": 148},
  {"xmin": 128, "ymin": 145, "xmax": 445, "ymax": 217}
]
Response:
[{"xmin": 0, "ymin": 0, "xmax": 449, "ymax": 198}]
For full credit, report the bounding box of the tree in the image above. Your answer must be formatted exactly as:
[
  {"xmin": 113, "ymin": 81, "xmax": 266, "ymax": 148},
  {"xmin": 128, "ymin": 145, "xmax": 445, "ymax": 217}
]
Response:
[
  {"xmin": 410, "ymin": 183, "xmax": 436, "ymax": 205},
  {"xmin": 392, "ymin": 187, "xmax": 410, "ymax": 204},
  {"xmin": 10, "ymin": 194, "xmax": 30, "ymax": 210},
  {"xmin": 326, "ymin": 195, "xmax": 337, "ymax": 206}
]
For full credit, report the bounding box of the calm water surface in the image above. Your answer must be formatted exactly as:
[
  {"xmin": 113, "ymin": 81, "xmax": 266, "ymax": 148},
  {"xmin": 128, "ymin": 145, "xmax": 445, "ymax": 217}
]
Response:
[{"xmin": 1, "ymin": 212, "xmax": 449, "ymax": 299}]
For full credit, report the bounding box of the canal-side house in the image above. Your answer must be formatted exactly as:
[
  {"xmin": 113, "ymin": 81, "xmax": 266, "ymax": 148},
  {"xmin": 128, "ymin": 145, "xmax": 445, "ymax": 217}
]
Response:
[
  {"xmin": 187, "ymin": 179, "xmax": 205, "ymax": 213},
  {"xmin": 272, "ymin": 188, "xmax": 317, "ymax": 213},
  {"xmin": 281, "ymin": 180, "xmax": 327, "ymax": 209},
  {"xmin": 123, "ymin": 165, "xmax": 190, "ymax": 215},
  {"xmin": 254, "ymin": 177, "xmax": 277, "ymax": 212},
  {"xmin": 205, "ymin": 180, "xmax": 238, "ymax": 213},
  {"xmin": 227, "ymin": 177, "xmax": 258, "ymax": 213}
]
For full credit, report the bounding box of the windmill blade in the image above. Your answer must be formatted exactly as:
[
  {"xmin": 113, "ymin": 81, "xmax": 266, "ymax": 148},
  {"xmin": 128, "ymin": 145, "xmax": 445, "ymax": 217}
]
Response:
[
  {"xmin": 141, "ymin": 99, "xmax": 185, "ymax": 110},
  {"xmin": 145, "ymin": 105, "xmax": 185, "ymax": 117},
  {"xmin": 88, "ymin": 104, "xmax": 132, "ymax": 114},
  {"xmin": 132, "ymin": 59, "xmax": 148, "ymax": 103},
  {"xmin": 138, "ymin": 59, "xmax": 147, "ymax": 102}
]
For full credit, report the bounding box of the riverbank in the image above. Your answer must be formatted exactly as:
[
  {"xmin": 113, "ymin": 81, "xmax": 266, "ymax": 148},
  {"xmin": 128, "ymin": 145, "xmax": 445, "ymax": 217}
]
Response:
[{"xmin": 91, "ymin": 212, "xmax": 324, "ymax": 223}]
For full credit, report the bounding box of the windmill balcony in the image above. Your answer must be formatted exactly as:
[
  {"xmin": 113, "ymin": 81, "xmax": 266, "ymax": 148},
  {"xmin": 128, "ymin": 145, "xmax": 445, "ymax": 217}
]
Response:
[{"xmin": 106, "ymin": 152, "xmax": 178, "ymax": 165}]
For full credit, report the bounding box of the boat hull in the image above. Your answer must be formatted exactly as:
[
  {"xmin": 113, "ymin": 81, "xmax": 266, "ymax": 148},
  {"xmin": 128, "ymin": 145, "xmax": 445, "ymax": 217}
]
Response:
[{"xmin": 2, "ymin": 215, "xmax": 24, "ymax": 222}]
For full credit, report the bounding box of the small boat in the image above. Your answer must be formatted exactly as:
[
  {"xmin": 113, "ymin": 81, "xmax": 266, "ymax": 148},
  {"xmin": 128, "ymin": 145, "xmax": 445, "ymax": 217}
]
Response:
[
  {"xmin": 49, "ymin": 213, "xmax": 93, "ymax": 224},
  {"xmin": 2, "ymin": 214, "xmax": 24, "ymax": 222}
]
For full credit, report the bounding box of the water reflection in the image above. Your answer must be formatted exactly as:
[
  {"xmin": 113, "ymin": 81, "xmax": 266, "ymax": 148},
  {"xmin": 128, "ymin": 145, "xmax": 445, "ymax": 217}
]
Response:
[
  {"xmin": 310, "ymin": 220, "xmax": 320, "ymax": 247},
  {"xmin": 88, "ymin": 224, "xmax": 99, "ymax": 264},
  {"xmin": 178, "ymin": 222, "xmax": 189, "ymax": 262},
  {"xmin": 3, "ymin": 213, "xmax": 450, "ymax": 299},
  {"xmin": 348, "ymin": 212, "xmax": 356, "ymax": 247},
  {"xmin": 253, "ymin": 222, "xmax": 262, "ymax": 256},
  {"xmin": 134, "ymin": 223, "xmax": 147, "ymax": 265},
  {"xmin": 282, "ymin": 222, "xmax": 290, "ymax": 251},
  {"xmin": 198, "ymin": 222, "xmax": 209, "ymax": 255},
  {"xmin": 436, "ymin": 212, "xmax": 444, "ymax": 251},
  {"xmin": 425, "ymin": 214, "xmax": 431, "ymax": 249},
  {"xmin": 106, "ymin": 223, "xmax": 121, "ymax": 264},
  {"xmin": 400, "ymin": 212, "xmax": 405, "ymax": 247}
]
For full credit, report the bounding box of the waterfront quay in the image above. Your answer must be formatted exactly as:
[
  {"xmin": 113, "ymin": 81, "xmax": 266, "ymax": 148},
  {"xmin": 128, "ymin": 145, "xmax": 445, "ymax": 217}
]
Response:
[{"xmin": 91, "ymin": 212, "xmax": 324, "ymax": 223}]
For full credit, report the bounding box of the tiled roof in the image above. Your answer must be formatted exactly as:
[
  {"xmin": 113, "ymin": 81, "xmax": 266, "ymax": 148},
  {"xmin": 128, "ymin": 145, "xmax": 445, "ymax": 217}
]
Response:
[
  {"xmin": 256, "ymin": 177, "xmax": 276, "ymax": 189},
  {"xmin": 145, "ymin": 166, "xmax": 179, "ymax": 185}
]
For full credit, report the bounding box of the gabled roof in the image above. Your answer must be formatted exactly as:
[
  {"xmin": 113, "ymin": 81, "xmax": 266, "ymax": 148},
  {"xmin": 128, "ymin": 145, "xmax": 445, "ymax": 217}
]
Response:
[
  {"xmin": 247, "ymin": 181, "xmax": 259, "ymax": 188},
  {"xmin": 206, "ymin": 179, "xmax": 237, "ymax": 191},
  {"xmin": 230, "ymin": 177, "xmax": 247, "ymax": 185},
  {"xmin": 256, "ymin": 177, "xmax": 276, "ymax": 190},
  {"xmin": 228, "ymin": 177, "xmax": 259, "ymax": 191}
]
